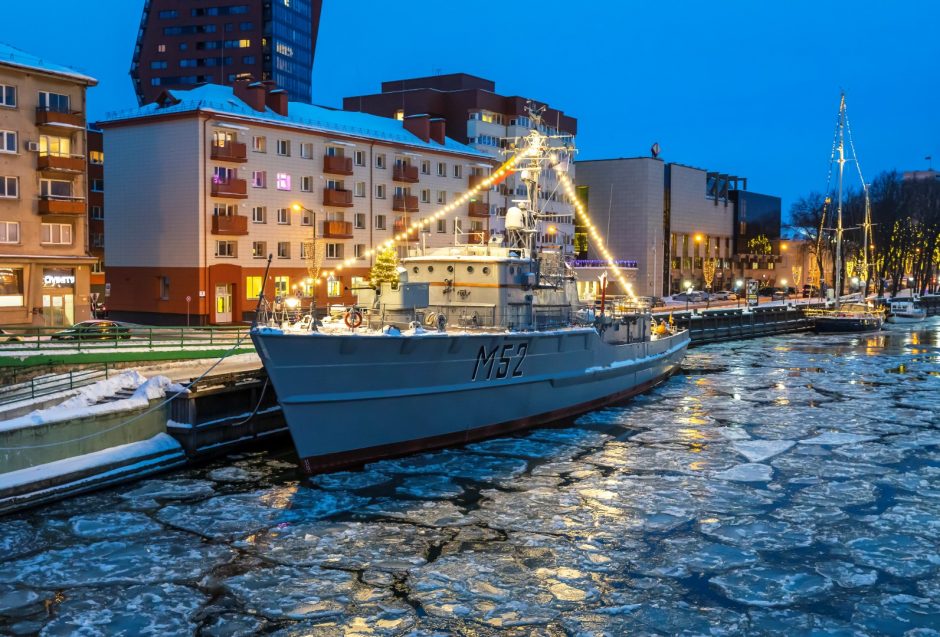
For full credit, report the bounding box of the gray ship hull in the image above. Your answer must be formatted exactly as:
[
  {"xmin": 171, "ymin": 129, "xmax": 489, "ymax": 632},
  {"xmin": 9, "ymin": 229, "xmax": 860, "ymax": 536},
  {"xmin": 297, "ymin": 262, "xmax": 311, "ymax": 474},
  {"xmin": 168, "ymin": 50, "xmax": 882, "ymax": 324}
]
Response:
[{"xmin": 251, "ymin": 327, "xmax": 690, "ymax": 473}]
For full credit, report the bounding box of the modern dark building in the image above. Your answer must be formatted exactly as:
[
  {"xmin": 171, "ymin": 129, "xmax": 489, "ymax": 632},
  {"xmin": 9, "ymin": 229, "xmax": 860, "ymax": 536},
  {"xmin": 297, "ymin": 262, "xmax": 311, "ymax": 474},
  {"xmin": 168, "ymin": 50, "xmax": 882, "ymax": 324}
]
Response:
[
  {"xmin": 130, "ymin": 0, "xmax": 322, "ymax": 105},
  {"xmin": 730, "ymin": 190, "xmax": 782, "ymax": 255}
]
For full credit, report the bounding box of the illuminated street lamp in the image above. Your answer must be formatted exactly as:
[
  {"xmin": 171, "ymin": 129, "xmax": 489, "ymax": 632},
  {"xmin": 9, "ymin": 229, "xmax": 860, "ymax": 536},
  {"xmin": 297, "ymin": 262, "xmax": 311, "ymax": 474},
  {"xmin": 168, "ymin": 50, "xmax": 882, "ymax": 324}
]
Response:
[
  {"xmin": 780, "ymin": 278, "xmax": 788, "ymax": 300},
  {"xmin": 683, "ymin": 279, "xmax": 692, "ymax": 312},
  {"xmin": 735, "ymin": 279, "xmax": 744, "ymax": 308}
]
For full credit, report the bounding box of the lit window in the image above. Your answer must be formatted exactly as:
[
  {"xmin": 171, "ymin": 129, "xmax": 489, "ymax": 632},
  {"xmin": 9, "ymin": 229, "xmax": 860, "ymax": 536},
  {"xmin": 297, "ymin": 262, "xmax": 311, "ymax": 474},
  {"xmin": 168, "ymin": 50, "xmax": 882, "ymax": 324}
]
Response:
[
  {"xmin": 246, "ymin": 276, "xmax": 263, "ymax": 299},
  {"xmin": 327, "ymin": 278, "xmax": 341, "ymax": 297},
  {"xmin": 276, "ymin": 173, "xmax": 291, "ymax": 190},
  {"xmin": 394, "ymin": 109, "xmax": 404, "ymax": 121},
  {"xmin": 274, "ymin": 276, "xmax": 289, "ymax": 296}
]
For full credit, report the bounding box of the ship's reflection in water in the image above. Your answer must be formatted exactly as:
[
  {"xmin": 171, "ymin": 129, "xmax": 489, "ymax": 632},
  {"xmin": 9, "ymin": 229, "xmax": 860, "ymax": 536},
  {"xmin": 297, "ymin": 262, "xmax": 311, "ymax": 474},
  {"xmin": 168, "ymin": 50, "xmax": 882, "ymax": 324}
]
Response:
[{"xmin": 1, "ymin": 321, "xmax": 939, "ymax": 634}]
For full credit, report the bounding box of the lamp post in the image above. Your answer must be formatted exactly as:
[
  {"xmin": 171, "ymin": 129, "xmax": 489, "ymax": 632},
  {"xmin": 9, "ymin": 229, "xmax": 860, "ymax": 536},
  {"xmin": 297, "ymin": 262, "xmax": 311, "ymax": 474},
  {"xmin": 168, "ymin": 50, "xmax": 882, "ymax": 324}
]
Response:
[
  {"xmin": 292, "ymin": 203, "xmax": 317, "ymax": 317},
  {"xmin": 694, "ymin": 234, "xmax": 703, "ymax": 289},
  {"xmin": 683, "ymin": 279, "xmax": 692, "ymax": 313},
  {"xmin": 735, "ymin": 279, "xmax": 743, "ymax": 308},
  {"xmin": 780, "ymin": 278, "xmax": 788, "ymax": 301}
]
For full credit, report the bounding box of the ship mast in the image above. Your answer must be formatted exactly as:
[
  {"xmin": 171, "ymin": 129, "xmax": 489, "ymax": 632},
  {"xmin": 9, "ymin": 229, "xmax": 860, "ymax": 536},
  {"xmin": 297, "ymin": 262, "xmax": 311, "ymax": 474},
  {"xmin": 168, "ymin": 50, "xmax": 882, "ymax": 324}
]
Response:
[{"xmin": 834, "ymin": 93, "xmax": 846, "ymax": 309}]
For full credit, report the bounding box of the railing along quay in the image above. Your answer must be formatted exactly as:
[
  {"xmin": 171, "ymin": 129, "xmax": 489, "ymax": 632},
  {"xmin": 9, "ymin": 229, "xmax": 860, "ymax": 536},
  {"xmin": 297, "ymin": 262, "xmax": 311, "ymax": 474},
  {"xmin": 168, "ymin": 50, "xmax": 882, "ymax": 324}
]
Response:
[{"xmin": 655, "ymin": 304, "xmax": 821, "ymax": 346}]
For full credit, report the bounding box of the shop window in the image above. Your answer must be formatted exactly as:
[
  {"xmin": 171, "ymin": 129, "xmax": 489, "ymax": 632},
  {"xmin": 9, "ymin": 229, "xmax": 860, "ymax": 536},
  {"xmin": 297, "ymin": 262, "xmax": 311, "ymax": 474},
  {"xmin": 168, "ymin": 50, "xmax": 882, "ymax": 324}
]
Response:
[{"xmin": 0, "ymin": 267, "xmax": 24, "ymax": 307}]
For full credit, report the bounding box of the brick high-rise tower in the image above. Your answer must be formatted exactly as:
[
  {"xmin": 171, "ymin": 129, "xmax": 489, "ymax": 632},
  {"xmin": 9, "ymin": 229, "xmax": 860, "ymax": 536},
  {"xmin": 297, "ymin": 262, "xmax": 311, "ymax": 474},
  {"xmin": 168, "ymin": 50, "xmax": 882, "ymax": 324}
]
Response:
[{"xmin": 130, "ymin": 0, "xmax": 322, "ymax": 105}]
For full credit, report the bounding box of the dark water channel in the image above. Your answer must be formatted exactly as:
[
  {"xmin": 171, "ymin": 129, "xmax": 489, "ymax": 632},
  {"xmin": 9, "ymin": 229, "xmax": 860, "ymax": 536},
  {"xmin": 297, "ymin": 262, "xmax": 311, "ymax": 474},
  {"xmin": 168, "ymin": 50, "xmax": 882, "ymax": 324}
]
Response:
[{"xmin": 1, "ymin": 321, "xmax": 939, "ymax": 635}]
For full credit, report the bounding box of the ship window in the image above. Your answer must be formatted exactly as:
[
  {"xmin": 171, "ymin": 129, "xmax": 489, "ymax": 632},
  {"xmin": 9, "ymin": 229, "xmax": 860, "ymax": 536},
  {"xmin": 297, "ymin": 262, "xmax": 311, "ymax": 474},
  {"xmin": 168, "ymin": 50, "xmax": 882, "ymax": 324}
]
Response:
[
  {"xmin": 447, "ymin": 265, "xmax": 454, "ymax": 272},
  {"xmin": 427, "ymin": 266, "xmax": 434, "ymax": 273},
  {"xmin": 467, "ymin": 266, "xmax": 474, "ymax": 274},
  {"xmin": 412, "ymin": 266, "xmax": 419, "ymax": 274},
  {"xmin": 483, "ymin": 267, "xmax": 490, "ymax": 274}
]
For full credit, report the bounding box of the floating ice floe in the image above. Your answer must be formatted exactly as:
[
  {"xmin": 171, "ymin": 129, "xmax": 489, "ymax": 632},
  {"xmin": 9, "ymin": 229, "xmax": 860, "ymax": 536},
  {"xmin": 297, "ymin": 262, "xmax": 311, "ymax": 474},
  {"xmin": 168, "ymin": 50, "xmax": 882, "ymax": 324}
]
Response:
[
  {"xmin": 713, "ymin": 463, "xmax": 774, "ymax": 482},
  {"xmin": 368, "ymin": 451, "xmax": 528, "ymax": 482},
  {"xmin": 710, "ymin": 566, "xmax": 832, "ymax": 607},
  {"xmin": 118, "ymin": 478, "xmax": 216, "ymax": 509},
  {"xmin": 847, "ymin": 534, "xmax": 940, "ymax": 578},
  {"xmin": 68, "ymin": 511, "xmax": 163, "ymax": 539},
  {"xmin": 814, "ymin": 560, "xmax": 878, "ymax": 588},
  {"xmin": 396, "ymin": 475, "xmax": 464, "ymax": 499},
  {"xmin": 0, "ymin": 520, "xmax": 40, "ymax": 562},
  {"xmin": 731, "ymin": 440, "xmax": 795, "ymax": 463},
  {"xmin": 852, "ymin": 593, "xmax": 940, "ymax": 635},
  {"xmin": 700, "ymin": 519, "xmax": 814, "ymax": 551},
  {"xmin": 799, "ymin": 432, "xmax": 880, "ymax": 446},
  {"xmin": 310, "ymin": 469, "xmax": 392, "ymax": 491},
  {"xmin": 207, "ymin": 466, "xmax": 253, "ymax": 482},
  {"xmin": 357, "ymin": 499, "xmax": 474, "ymax": 527}
]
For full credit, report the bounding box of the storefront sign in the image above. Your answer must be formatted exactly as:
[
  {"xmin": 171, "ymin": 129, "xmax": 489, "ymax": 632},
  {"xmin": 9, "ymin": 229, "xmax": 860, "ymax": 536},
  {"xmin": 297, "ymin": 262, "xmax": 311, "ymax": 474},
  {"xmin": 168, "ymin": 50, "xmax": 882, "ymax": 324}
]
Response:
[
  {"xmin": 43, "ymin": 269, "xmax": 75, "ymax": 288},
  {"xmin": 746, "ymin": 279, "xmax": 759, "ymax": 307}
]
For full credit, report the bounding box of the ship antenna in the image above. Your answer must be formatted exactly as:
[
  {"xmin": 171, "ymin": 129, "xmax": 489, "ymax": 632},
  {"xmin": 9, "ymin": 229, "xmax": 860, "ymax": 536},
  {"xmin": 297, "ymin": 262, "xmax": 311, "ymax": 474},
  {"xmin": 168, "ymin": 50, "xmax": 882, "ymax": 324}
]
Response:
[{"xmin": 251, "ymin": 253, "xmax": 274, "ymax": 329}]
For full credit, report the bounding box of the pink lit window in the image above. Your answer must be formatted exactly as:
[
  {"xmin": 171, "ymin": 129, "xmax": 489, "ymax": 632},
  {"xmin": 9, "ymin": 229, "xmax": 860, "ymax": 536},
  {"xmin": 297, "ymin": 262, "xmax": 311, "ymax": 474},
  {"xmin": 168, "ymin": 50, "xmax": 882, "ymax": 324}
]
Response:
[{"xmin": 276, "ymin": 173, "xmax": 291, "ymax": 190}]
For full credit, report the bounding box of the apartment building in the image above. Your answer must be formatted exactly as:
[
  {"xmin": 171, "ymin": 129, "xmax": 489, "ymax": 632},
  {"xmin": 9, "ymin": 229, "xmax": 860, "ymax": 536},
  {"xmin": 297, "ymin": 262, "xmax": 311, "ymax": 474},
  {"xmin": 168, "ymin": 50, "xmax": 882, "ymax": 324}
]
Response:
[
  {"xmin": 344, "ymin": 74, "xmax": 578, "ymax": 254},
  {"xmin": 99, "ymin": 81, "xmax": 495, "ymax": 325},
  {"xmin": 576, "ymin": 157, "xmax": 781, "ymax": 298},
  {"xmin": 0, "ymin": 43, "xmax": 98, "ymax": 326},
  {"xmin": 131, "ymin": 0, "xmax": 323, "ymax": 105}
]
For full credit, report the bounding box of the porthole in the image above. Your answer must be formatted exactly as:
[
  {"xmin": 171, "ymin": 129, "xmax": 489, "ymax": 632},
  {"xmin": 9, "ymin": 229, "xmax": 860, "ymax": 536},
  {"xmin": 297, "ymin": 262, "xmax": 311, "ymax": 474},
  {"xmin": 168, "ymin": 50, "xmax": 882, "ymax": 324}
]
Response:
[
  {"xmin": 412, "ymin": 267, "xmax": 419, "ymax": 274},
  {"xmin": 467, "ymin": 266, "xmax": 474, "ymax": 274},
  {"xmin": 447, "ymin": 265, "xmax": 454, "ymax": 273},
  {"xmin": 427, "ymin": 266, "xmax": 434, "ymax": 273},
  {"xmin": 482, "ymin": 267, "xmax": 490, "ymax": 275}
]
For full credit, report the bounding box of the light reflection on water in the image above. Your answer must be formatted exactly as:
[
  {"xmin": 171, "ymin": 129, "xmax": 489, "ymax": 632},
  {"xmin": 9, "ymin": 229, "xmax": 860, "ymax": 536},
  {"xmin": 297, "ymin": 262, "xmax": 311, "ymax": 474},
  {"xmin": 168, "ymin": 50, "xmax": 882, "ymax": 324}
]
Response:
[{"xmin": 0, "ymin": 320, "xmax": 939, "ymax": 634}]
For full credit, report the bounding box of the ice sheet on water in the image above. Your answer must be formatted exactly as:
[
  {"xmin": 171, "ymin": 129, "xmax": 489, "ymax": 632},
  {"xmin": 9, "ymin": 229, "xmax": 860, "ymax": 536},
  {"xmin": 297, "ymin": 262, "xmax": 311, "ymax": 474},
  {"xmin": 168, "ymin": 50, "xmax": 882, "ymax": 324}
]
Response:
[
  {"xmin": 68, "ymin": 511, "xmax": 163, "ymax": 539},
  {"xmin": 396, "ymin": 474, "xmax": 464, "ymax": 499},
  {"xmin": 713, "ymin": 463, "xmax": 773, "ymax": 482},
  {"xmin": 868, "ymin": 501, "xmax": 940, "ymax": 538},
  {"xmin": 582, "ymin": 441, "xmax": 741, "ymax": 476},
  {"xmin": 118, "ymin": 478, "xmax": 216, "ymax": 509},
  {"xmin": 771, "ymin": 454, "xmax": 892, "ymax": 479},
  {"xmin": 847, "ymin": 534, "xmax": 940, "ymax": 578},
  {"xmin": 525, "ymin": 427, "xmax": 612, "ymax": 449},
  {"xmin": 700, "ymin": 518, "xmax": 814, "ymax": 551},
  {"xmin": 792, "ymin": 479, "xmax": 878, "ymax": 508},
  {"xmin": 200, "ymin": 612, "xmax": 265, "ymax": 637},
  {"xmin": 464, "ymin": 437, "xmax": 580, "ymax": 460},
  {"xmin": 265, "ymin": 606, "xmax": 417, "ymax": 637},
  {"xmin": 852, "ymin": 593, "xmax": 940, "ymax": 635},
  {"xmin": 0, "ymin": 520, "xmax": 40, "ymax": 562},
  {"xmin": 832, "ymin": 441, "xmax": 909, "ymax": 464},
  {"xmin": 710, "ymin": 566, "xmax": 832, "ymax": 607},
  {"xmin": 799, "ymin": 432, "xmax": 880, "ymax": 445},
  {"xmin": 237, "ymin": 520, "xmax": 449, "ymax": 571},
  {"xmin": 309, "ymin": 469, "xmax": 392, "ymax": 491},
  {"xmin": 0, "ymin": 585, "xmax": 51, "ymax": 617},
  {"xmin": 771, "ymin": 504, "xmax": 848, "ymax": 526},
  {"xmin": 223, "ymin": 565, "xmax": 391, "ymax": 621},
  {"xmin": 157, "ymin": 487, "xmax": 367, "ymax": 540},
  {"xmin": 814, "ymin": 560, "xmax": 878, "ymax": 588},
  {"xmin": 207, "ymin": 466, "xmax": 253, "ymax": 482},
  {"xmin": 367, "ymin": 450, "xmax": 528, "ymax": 482},
  {"xmin": 746, "ymin": 608, "xmax": 868, "ymax": 635},
  {"xmin": 357, "ymin": 499, "xmax": 475, "ymax": 527},
  {"xmin": 731, "ymin": 440, "xmax": 795, "ymax": 462},
  {"xmin": 565, "ymin": 602, "xmax": 748, "ymax": 637},
  {"xmin": 38, "ymin": 583, "xmax": 206, "ymax": 637},
  {"xmin": 884, "ymin": 430, "xmax": 940, "ymax": 450},
  {"xmin": 0, "ymin": 533, "xmax": 229, "ymax": 587},
  {"xmin": 661, "ymin": 537, "xmax": 759, "ymax": 573}
]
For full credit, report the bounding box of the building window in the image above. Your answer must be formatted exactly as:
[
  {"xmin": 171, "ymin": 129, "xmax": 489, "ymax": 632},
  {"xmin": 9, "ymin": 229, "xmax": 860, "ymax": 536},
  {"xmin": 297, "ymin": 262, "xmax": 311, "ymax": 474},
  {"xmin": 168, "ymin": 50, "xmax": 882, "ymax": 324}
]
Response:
[
  {"xmin": 150, "ymin": 61, "xmax": 168, "ymax": 70},
  {"xmin": 91, "ymin": 205, "xmax": 103, "ymax": 220},
  {"xmin": 300, "ymin": 209, "xmax": 313, "ymax": 226},
  {"xmin": 252, "ymin": 171, "xmax": 266, "ymax": 188},
  {"xmin": 393, "ymin": 109, "xmax": 404, "ymax": 121},
  {"xmin": 436, "ymin": 218, "xmax": 446, "ymax": 233},
  {"xmin": 274, "ymin": 275, "xmax": 289, "ymax": 296},
  {"xmin": 158, "ymin": 9, "xmax": 177, "ymax": 18},
  {"xmin": 326, "ymin": 243, "xmax": 343, "ymax": 259},
  {"xmin": 0, "ymin": 131, "xmax": 16, "ymax": 153},
  {"xmin": 91, "ymin": 233, "xmax": 104, "ymax": 247},
  {"xmin": 354, "ymin": 181, "xmax": 366, "ymax": 197},
  {"xmin": 437, "ymin": 162, "xmax": 446, "ymax": 177},
  {"xmin": 277, "ymin": 208, "xmax": 289, "ymax": 224},
  {"xmin": 40, "ymin": 179, "xmax": 72, "ymax": 199},
  {"xmin": 0, "ymin": 221, "xmax": 19, "ymax": 244},
  {"xmin": 300, "ymin": 142, "xmax": 313, "ymax": 159},
  {"xmin": 453, "ymin": 164, "xmax": 462, "ymax": 178},
  {"xmin": 354, "ymin": 213, "xmax": 366, "ymax": 229},
  {"xmin": 159, "ymin": 276, "xmax": 170, "ymax": 300},
  {"xmin": 246, "ymin": 276, "xmax": 263, "ymax": 299},
  {"xmin": 276, "ymin": 139, "xmax": 290, "ymax": 156},
  {"xmin": 375, "ymin": 214, "xmax": 386, "ymax": 230},
  {"xmin": 89, "ymin": 150, "xmax": 104, "ymax": 164},
  {"xmin": 375, "ymin": 153, "xmax": 386, "ymax": 169},
  {"xmin": 0, "ymin": 176, "xmax": 17, "ymax": 199},
  {"xmin": 276, "ymin": 173, "xmax": 291, "ymax": 190},
  {"xmin": 375, "ymin": 184, "xmax": 385, "ymax": 199},
  {"xmin": 420, "ymin": 160, "xmax": 430, "ymax": 175},
  {"xmin": 38, "ymin": 91, "xmax": 70, "ymax": 113},
  {"xmin": 354, "ymin": 244, "xmax": 365, "ymax": 259},
  {"xmin": 251, "ymin": 206, "xmax": 266, "ymax": 223},
  {"xmin": 213, "ymin": 203, "xmax": 236, "ymax": 216},
  {"xmin": 327, "ymin": 277, "xmax": 341, "ymax": 297},
  {"xmin": 436, "ymin": 191, "xmax": 447, "ymax": 205},
  {"xmin": 157, "ymin": 44, "xmax": 166, "ymax": 52},
  {"xmin": 39, "ymin": 135, "xmax": 71, "ymax": 157},
  {"xmin": 252, "ymin": 241, "xmax": 266, "ymax": 258},
  {"xmin": 252, "ymin": 136, "xmax": 266, "ymax": 153},
  {"xmin": 420, "ymin": 189, "xmax": 430, "ymax": 203},
  {"xmin": 91, "ymin": 179, "xmax": 104, "ymax": 192},
  {"xmin": 354, "ymin": 150, "xmax": 365, "ymax": 166},
  {"xmin": 277, "ymin": 241, "xmax": 290, "ymax": 258},
  {"xmin": 301, "ymin": 176, "xmax": 312, "ymax": 192},
  {"xmin": 215, "ymin": 240, "xmax": 237, "ymax": 257},
  {"xmin": 41, "ymin": 223, "xmax": 72, "ymax": 245},
  {"xmin": 0, "ymin": 84, "xmax": 17, "ymax": 108}
]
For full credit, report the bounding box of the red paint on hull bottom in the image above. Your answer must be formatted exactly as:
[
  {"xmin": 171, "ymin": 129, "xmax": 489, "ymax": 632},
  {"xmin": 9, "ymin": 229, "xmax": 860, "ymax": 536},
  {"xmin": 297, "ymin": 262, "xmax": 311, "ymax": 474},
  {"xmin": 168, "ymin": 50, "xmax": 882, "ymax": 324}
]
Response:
[{"xmin": 299, "ymin": 365, "xmax": 680, "ymax": 475}]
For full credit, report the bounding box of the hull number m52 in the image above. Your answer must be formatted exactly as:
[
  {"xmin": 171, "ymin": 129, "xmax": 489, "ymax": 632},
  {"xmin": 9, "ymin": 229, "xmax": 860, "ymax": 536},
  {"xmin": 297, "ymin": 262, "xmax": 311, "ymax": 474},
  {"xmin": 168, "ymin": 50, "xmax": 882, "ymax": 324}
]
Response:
[{"xmin": 472, "ymin": 343, "xmax": 528, "ymax": 381}]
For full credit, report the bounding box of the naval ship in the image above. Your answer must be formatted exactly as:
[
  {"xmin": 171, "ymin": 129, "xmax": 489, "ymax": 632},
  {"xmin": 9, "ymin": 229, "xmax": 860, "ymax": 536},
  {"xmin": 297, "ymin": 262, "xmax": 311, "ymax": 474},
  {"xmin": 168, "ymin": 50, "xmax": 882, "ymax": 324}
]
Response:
[{"xmin": 251, "ymin": 121, "xmax": 690, "ymax": 474}]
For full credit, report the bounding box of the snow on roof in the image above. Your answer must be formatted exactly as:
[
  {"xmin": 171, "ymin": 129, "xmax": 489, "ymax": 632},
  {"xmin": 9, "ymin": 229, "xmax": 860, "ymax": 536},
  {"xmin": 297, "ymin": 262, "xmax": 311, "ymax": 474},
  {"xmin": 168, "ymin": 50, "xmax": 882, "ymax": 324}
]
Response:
[
  {"xmin": 0, "ymin": 42, "xmax": 97, "ymax": 84},
  {"xmin": 100, "ymin": 84, "xmax": 490, "ymax": 159}
]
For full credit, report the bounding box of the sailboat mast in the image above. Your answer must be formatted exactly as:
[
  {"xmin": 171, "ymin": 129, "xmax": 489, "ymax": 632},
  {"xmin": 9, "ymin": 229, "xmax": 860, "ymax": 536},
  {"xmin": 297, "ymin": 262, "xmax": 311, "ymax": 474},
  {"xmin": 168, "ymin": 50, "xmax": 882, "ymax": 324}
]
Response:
[
  {"xmin": 862, "ymin": 185, "xmax": 871, "ymax": 297},
  {"xmin": 834, "ymin": 93, "xmax": 846, "ymax": 308}
]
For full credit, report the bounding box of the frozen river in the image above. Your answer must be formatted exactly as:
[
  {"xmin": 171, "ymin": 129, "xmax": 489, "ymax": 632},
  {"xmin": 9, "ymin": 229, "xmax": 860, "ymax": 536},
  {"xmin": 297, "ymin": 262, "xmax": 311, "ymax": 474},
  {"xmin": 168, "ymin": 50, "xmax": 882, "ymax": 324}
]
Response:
[{"xmin": 2, "ymin": 322, "xmax": 939, "ymax": 635}]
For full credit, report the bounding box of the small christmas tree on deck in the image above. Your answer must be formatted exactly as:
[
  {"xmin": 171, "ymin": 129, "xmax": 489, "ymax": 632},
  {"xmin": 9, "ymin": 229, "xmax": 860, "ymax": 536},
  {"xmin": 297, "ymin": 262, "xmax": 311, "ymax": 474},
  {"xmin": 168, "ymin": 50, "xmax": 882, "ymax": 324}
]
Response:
[{"xmin": 370, "ymin": 247, "xmax": 400, "ymax": 289}]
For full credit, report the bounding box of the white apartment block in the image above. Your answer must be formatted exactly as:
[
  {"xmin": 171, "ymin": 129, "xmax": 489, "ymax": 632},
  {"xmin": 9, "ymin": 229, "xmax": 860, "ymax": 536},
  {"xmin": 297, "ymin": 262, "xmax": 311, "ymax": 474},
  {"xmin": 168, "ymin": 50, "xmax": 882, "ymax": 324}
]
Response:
[{"xmin": 100, "ymin": 82, "xmax": 494, "ymax": 324}]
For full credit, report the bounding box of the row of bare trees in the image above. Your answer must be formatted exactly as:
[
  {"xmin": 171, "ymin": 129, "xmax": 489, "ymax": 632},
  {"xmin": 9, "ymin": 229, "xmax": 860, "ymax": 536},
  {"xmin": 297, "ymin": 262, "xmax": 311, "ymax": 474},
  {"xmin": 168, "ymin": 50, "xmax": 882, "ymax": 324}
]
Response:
[{"xmin": 789, "ymin": 171, "xmax": 940, "ymax": 295}]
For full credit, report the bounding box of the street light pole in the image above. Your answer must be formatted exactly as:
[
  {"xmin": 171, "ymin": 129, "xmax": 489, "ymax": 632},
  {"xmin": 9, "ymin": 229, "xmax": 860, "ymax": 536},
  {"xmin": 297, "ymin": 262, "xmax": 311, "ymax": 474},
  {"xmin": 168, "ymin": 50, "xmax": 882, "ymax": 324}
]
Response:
[{"xmin": 292, "ymin": 203, "xmax": 317, "ymax": 320}]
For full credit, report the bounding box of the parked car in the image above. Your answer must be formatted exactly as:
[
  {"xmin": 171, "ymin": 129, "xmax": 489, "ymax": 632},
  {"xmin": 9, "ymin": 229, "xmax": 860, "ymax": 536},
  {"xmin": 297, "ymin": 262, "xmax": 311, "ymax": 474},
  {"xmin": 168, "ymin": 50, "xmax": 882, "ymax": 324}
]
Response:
[
  {"xmin": 673, "ymin": 291, "xmax": 706, "ymax": 302},
  {"xmin": 772, "ymin": 290, "xmax": 788, "ymax": 301},
  {"xmin": 802, "ymin": 285, "xmax": 820, "ymax": 298},
  {"xmin": 758, "ymin": 287, "xmax": 777, "ymax": 297},
  {"xmin": 709, "ymin": 291, "xmax": 737, "ymax": 301},
  {"xmin": 51, "ymin": 320, "xmax": 132, "ymax": 341},
  {"xmin": 0, "ymin": 328, "xmax": 20, "ymax": 343}
]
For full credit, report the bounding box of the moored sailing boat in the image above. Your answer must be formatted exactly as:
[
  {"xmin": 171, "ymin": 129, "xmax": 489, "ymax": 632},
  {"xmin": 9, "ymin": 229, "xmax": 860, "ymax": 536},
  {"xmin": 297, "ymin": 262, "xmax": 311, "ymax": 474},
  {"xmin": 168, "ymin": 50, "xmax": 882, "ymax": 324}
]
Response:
[{"xmin": 251, "ymin": 116, "xmax": 690, "ymax": 474}]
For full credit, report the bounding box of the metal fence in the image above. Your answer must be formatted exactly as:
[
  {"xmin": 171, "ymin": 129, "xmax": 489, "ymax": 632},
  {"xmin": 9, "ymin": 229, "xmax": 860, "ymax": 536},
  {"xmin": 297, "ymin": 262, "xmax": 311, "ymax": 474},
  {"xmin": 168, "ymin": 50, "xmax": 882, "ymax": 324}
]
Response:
[
  {"xmin": 0, "ymin": 325, "xmax": 251, "ymax": 353},
  {"xmin": 0, "ymin": 364, "xmax": 113, "ymax": 408}
]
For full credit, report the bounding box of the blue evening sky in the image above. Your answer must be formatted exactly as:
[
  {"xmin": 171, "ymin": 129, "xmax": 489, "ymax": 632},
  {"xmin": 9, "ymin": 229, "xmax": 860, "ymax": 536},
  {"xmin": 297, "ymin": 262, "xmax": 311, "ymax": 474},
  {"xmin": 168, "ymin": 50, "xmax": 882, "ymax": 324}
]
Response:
[{"xmin": 3, "ymin": 0, "xmax": 937, "ymax": 220}]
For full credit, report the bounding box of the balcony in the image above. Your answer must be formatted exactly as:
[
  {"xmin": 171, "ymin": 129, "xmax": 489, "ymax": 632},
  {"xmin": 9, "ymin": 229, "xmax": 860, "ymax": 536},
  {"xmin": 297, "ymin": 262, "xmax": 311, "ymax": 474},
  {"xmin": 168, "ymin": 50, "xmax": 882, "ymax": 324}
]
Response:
[
  {"xmin": 211, "ymin": 177, "xmax": 248, "ymax": 199},
  {"xmin": 37, "ymin": 154, "xmax": 85, "ymax": 173},
  {"xmin": 211, "ymin": 214, "xmax": 249, "ymax": 236},
  {"xmin": 210, "ymin": 141, "xmax": 247, "ymax": 163},
  {"xmin": 323, "ymin": 155, "xmax": 353, "ymax": 175},
  {"xmin": 35, "ymin": 106, "xmax": 84, "ymax": 129},
  {"xmin": 393, "ymin": 164, "xmax": 419, "ymax": 183},
  {"xmin": 323, "ymin": 187, "xmax": 353, "ymax": 207},
  {"xmin": 38, "ymin": 197, "xmax": 85, "ymax": 215},
  {"xmin": 468, "ymin": 174, "xmax": 488, "ymax": 190},
  {"xmin": 322, "ymin": 220, "xmax": 353, "ymax": 239},
  {"xmin": 392, "ymin": 216, "xmax": 413, "ymax": 236},
  {"xmin": 392, "ymin": 194, "xmax": 419, "ymax": 212},
  {"xmin": 468, "ymin": 201, "xmax": 489, "ymax": 218}
]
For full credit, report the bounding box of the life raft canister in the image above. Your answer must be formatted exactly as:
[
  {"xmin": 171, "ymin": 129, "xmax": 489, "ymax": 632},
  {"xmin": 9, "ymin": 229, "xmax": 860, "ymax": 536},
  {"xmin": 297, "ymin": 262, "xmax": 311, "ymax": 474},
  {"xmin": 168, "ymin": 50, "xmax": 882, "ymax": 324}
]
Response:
[{"xmin": 344, "ymin": 309, "xmax": 363, "ymax": 329}]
